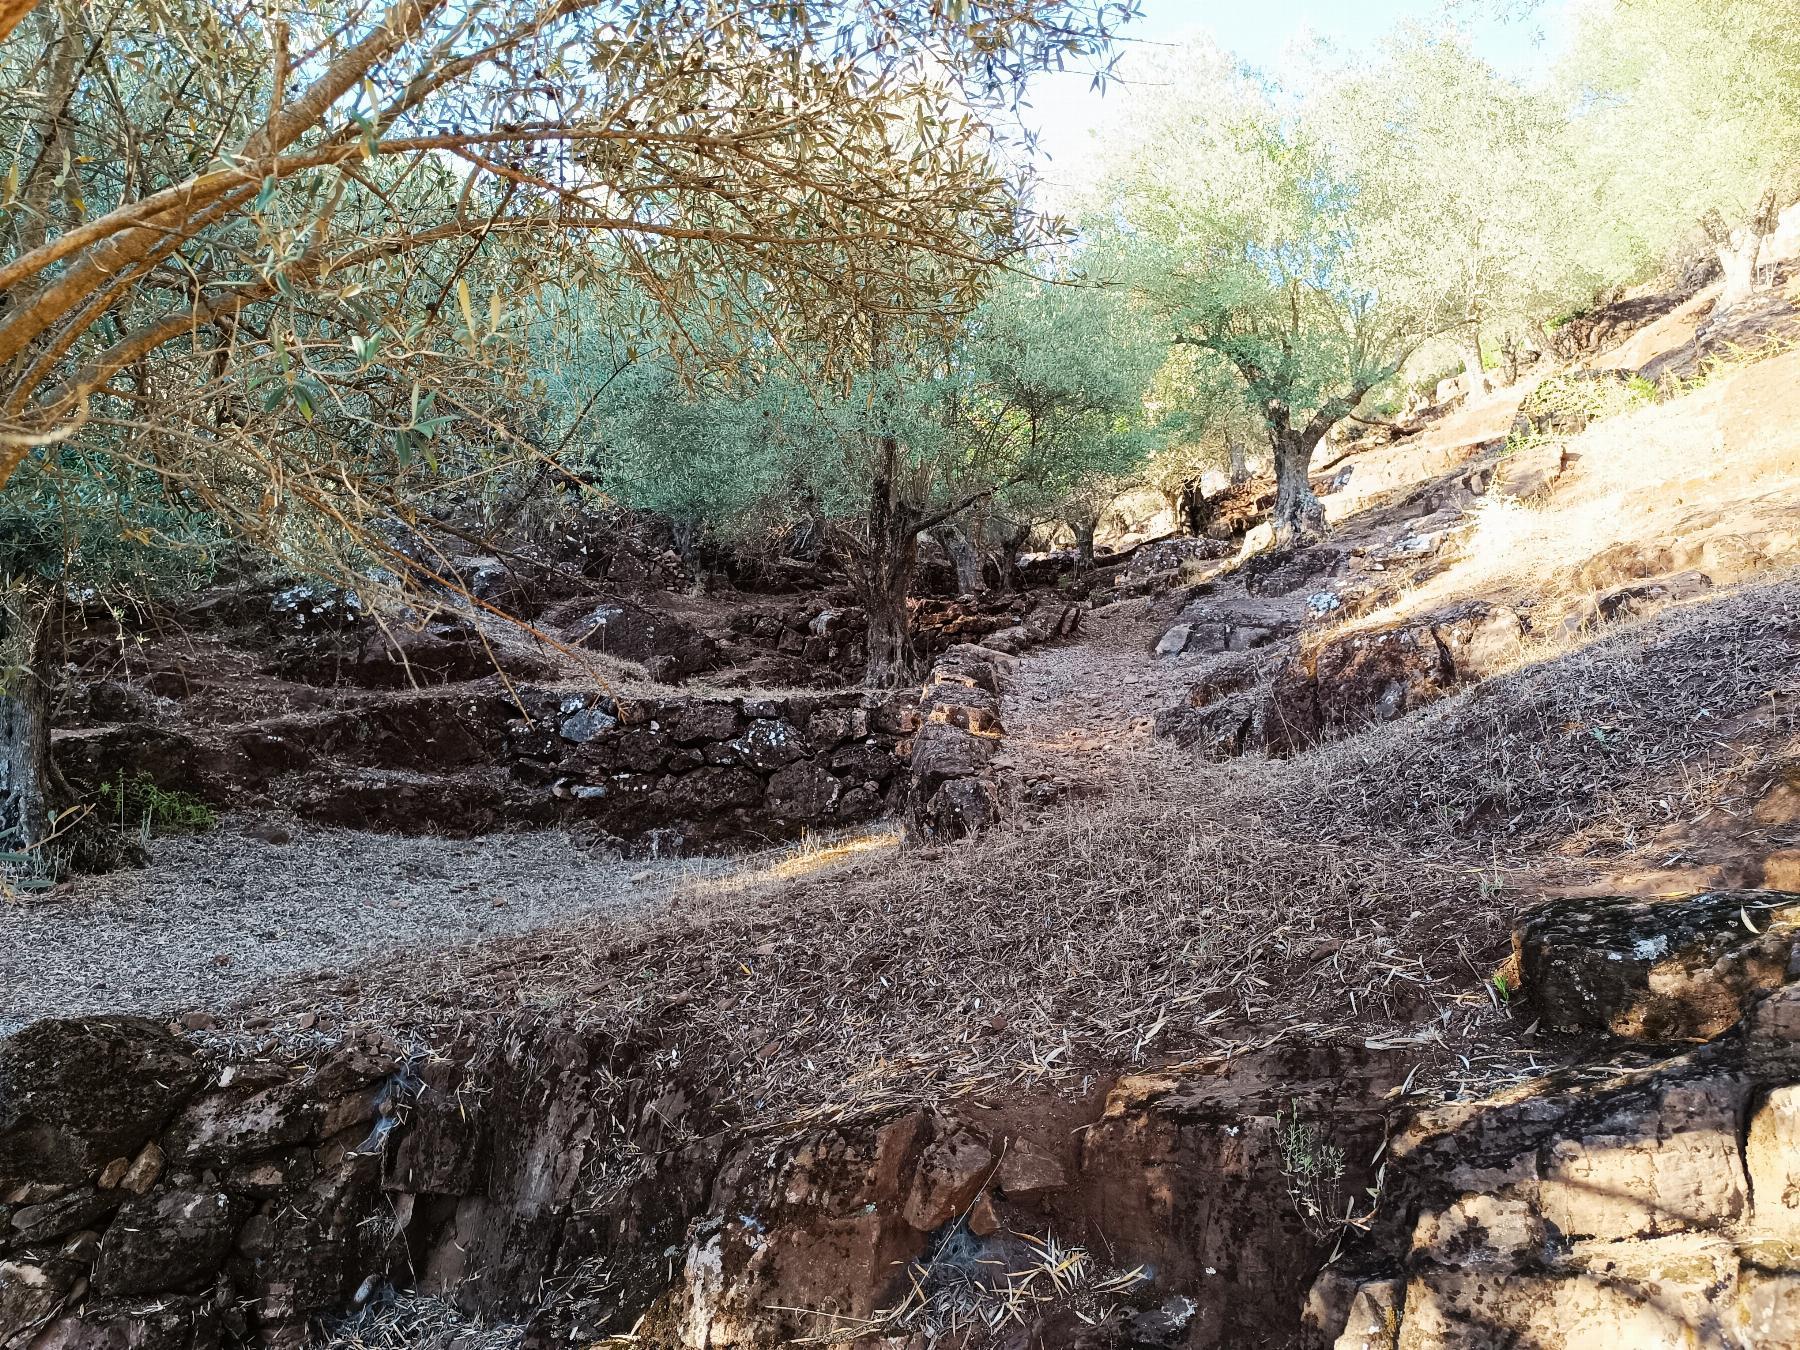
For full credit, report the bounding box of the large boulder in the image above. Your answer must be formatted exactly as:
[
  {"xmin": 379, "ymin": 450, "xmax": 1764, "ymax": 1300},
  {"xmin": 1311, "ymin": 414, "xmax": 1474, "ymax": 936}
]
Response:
[
  {"xmin": 91, "ymin": 1189, "xmax": 248, "ymax": 1296},
  {"xmin": 0, "ymin": 1020, "xmax": 203, "ymax": 1188},
  {"xmin": 1155, "ymin": 598, "xmax": 1304, "ymax": 660},
  {"xmin": 1265, "ymin": 603, "xmax": 1525, "ymax": 755},
  {"xmin": 1570, "ymin": 569, "xmax": 1715, "ymax": 632},
  {"xmin": 1153, "ymin": 692, "xmax": 1265, "ymax": 761}
]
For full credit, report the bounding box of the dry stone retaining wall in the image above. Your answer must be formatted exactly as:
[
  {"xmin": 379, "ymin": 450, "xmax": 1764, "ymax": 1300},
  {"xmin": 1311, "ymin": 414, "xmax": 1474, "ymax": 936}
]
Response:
[
  {"xmin": 902, "ymin": 643, "xmax": 1015, "ymax": 842},
  {"xmin": 56, "ymin": 685, "xmax": 919, "ymax": 853}
]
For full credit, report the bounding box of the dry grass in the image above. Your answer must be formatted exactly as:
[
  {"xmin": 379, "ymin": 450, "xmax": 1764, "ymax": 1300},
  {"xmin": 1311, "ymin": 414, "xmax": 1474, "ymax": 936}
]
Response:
[
  {"xmin": 1349, "ymin": 349, "xmax": 1800, "ymax": 633},
  {"xmin": 789, "ymin": 1229, "xmax": 1150, "ymax": 1347},
  {"xmin": 316, "ymin": 1294, "xmax": 524, "ymax": 1350},
  {"xmin": 190, "ymin": 336, "xmax": 1800, "ymax": 1133},
  {"xmin": 231, "ymin": 567, "xmax": 1799, "ymax": 1132},
  {"xmin": 1284, "ymin": 570, "xmax": 1800, "ymax": 868}
]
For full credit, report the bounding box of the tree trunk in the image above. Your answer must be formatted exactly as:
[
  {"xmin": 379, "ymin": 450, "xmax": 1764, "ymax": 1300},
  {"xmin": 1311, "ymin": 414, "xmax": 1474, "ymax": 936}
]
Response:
[
  {"xmin": 845, "ymin": 441, "xmax": 922, "ymax": 688},
  {"xmin": 1710, "ymin": 193, "xmax": 1781, "ymax": 314},
  {"xmin": 931, "ymin": 521, "xmax": 984, "ymax": 595},
  {"xmin": 0, "ymin": 584, "xmax": 54, "ymax": 863},
  {"xmin": 1460, "ymin": 334, "xmax": 1491, "ymax": 404},
  {"xmin": 992, "ymin": 515, "xmax": 1029, "ymax": 592},
  {"xmin": 1270, "ymin": 427, "xmax": 1325, "ymax": 542},
  {"xmin": 1227, "ymin": 436, "xmax": 1250, "ymax": 485},
  {"xmin": 1716, "ymin": 228, "xmax": 1765, "ymax": 311},
  {"xmin": 1071, "ymin": 517, "xmax": 1098, "ymax": 573},
  {"xmin": 1174, "ymin": 480, "xmax": 1205, "ymax": 536},
  {"xmin": 860, "ymin": 568, "xmax": 913, "ymax": 688}
]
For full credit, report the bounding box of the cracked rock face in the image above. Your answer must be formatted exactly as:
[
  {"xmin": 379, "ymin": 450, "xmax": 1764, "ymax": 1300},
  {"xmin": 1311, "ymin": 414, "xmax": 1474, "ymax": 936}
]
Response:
[
  {"xmin": 0, "ymin": 1018, "xmax": 203, "ymax": 1186},
  {"xmin": 1306, "ymin": 890, "xmax": 1800, "ymax": 1350},
  {"xmin": 1517, "ymin": 891, "xmax": 1800, "ymax": 1043},
  {"xmin": 1264, "ymin": 602, "xmax": 1525, "ymax": 756}
]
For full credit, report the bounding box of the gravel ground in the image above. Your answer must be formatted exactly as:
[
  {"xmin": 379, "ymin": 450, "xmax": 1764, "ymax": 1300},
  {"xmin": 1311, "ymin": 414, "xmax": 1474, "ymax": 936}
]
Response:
[{"xmin": 0, "ymin": 817, "xmax": 735, "ymax": 1033}]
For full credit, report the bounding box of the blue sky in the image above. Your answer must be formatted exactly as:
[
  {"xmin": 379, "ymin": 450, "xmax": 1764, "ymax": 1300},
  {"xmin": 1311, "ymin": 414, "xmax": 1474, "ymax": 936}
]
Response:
[{"xmin": 1021, "ymin": 0, "xmax": 1573, "ymax": 195}]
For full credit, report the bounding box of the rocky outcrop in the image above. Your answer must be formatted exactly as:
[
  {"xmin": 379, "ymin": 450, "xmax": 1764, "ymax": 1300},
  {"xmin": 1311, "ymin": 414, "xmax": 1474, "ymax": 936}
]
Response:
[
  {"xmin": 979, "ymin": 601, "xmax": 1082, "ymax": 656},
  {"xmin": 0, "ymin": 1015, "xmax": 1409, "ymax": 1350},
  {"xmin": 1265, "ymin": 602, "xmax": 1527, "ymax": 756},
  {"xmin": 1153, "ymin": 688, "xmax": 1269, "ymax": 761},
  {"xmin": 1155, "ymin": 596, "xmax": 1306, "ymax": 660},
  {"xmin": 719, "ymin": 601, "xmax": 869, "ymax": 686},
  {"xmin": 9, "ymin": 893, "xmax": 1800, "ymax": 1350},
  {"xmin": 552, "ymin": 596, "xmax": 721, "ymax": 682},
  {"xmin": 903, "ymin": 644, "xmax": 1013, "ymax": 842},
  {"xmin": 0, "ymin": 1016, "xmax": 725, "ymax": 1349},
  {"xmin": 1517, "ymin": 891, "xmax": 1800, "ymax": 1043},
  {"xmin": 1570, "ymin": 568, "xmax": 1714, "ymax": 632},
  {"xmin": 1306, "ymin": 890, "xmax": 1800, "ymax": 1350}
]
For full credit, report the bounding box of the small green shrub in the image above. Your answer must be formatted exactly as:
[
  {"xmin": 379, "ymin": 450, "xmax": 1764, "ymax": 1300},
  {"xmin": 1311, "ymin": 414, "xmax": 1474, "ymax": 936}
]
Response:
[
  {"xmin": 1506, "ymin": 371, "xmax": 1657, "ymax": 454},
  {"xmin": 96, "ymin": 774, "xmax": 216, "ymax": 835},
  {"xmin": 1276, "ymin": 1103, "xmax": 1348, "ymax": 1241}
]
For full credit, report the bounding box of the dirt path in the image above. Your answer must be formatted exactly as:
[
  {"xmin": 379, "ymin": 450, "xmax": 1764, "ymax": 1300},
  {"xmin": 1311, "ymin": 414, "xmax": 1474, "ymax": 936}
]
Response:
[
  {"xmin": 0, "ymin": 820, "xmax": 736, "ymax": 1034},
  {"xmin": 993, "ymin": 598, "xmax": 1199, "ymax": 798}
]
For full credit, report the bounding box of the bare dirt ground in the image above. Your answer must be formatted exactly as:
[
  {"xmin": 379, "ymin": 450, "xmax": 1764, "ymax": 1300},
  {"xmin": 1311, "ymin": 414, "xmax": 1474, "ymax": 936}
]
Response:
[
  {"xmin": 993, "ymin": 600, "xmax": 1192, "ymax": 793},
  {"xmin": 0, "ymin": 820, "xmax": 735, "ymax": 1034}
]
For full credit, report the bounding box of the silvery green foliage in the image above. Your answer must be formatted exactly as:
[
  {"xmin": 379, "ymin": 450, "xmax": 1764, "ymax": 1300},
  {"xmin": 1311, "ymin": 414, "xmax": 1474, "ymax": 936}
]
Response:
[
  {"xmin": 1082, "ymin": 37, "xmax": 1429, "ymax": 447},
  {"xmin": 1308, "ymin": 28, "xmax": 1587, "ymax": 346},
  {"xmin": 1557, "ymin": 0, "xmax": 1800, "ymax": 282},
  {"xmin": 591, "ymin": 272, "xmax": 1168, "ymax": 546}
]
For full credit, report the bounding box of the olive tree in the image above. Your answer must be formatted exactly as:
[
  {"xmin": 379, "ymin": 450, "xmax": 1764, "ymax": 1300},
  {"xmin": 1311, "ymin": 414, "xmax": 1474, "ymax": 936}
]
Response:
[
  {"xmin": 944, "ymin": 275, "xmax": 1167, "ymax": 575},
  {"xmin": 0, "ymin": 0, "xmax": 1136, "ymax": 857},
  {"xmin": 1559, "ymin": 0, "xmax": 1800, "ymax": 309},
  {"xmin": 1088, "ymin": 39, "xmax": 1442, "ymax": 541},
  {"xmin": 600, "ymin": 274, "xmax": 1165, "ymax": 683},
  {"xmin": 1311, "ymin": 29, "xmax": 1582, "ymax": 401}
]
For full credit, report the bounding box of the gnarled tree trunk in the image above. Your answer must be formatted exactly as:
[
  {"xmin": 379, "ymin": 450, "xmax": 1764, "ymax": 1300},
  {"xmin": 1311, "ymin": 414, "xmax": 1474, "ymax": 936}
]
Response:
[
  {"xmin": 841, "ymin": 439, "xmax": 923, "ymax": 688},
  {"xmin": 1269, "ymin": 426, "xmax": 1326, "ymax": 542},
  {"xmin": 931, "ymin": 521, "xmax": 984, "ymax": 596},
  {"xmin": 1716, "ymin": 228, "xmax": 1765, "ymax": 311},
  {"xmin": 0, "ymin": 584, "xmax": 55, "ymax": 861},
  {"xmin": 1227, "ymin": 436, "xmax": 1250, "ymax": 485},
  {"xmin": 1708, "ymin": 192, "xmax": 1782, "ymax": 313},
  {"xmin": 1174, "ymin": 480, "xmax": 1204, "ymax": 537},
  {"xmin": 1070, "ymin": 516, "xmax": 1099, "ymax": 573},
  {"xmin": 1460, "ymin": 334, "xmax": 1491, "ymax": 404},
  {"xmin": 990, "ymin": 514, "xmax": 1030, "ymax": 592}
]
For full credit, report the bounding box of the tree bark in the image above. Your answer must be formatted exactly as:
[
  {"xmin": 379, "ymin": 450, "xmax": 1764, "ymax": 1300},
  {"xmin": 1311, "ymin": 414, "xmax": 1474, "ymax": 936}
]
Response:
[
  {"xmin": 1460, "ymin": 333, "xmax": 1491, "ymax": 404},
  {"xmin": 1716, "ymin": 228, "xmax": 1765, "ymax": 311},
  {"xmin": 1227, "ymin": 436, "xmax": 1250, "ymax": 485},
  {"xmin": 1709, "ymin": 193, "xmax": 1782, "ymax": 314},
  {"xmin": 1071, "ymin": 517, "xmax": 1098, "ymax": 573},
  {"xmin": 931, "ymin": 521, "xmax": 984, "ymax": 595},
  {"xmin": 1175, "ymin": 480, "xmax": 1204, "ymax": 536},
  {"xmin": 0, "ymin": 584, "xmax": 55, "ymax": 861},
  {"xmin": 991, "ymin": 515, "xmax": 1030, "ymax": 591},
  {"xmin": 843, "ymin": 439, "xmax": 923, "ymax": 688},
  {"xmin": 860, "ymin": 572, "xmax": 912, "ymax": 687},
  {"xmin": 1269, "ymin": 426, "xmax": 1326, "ymax": 542}
]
